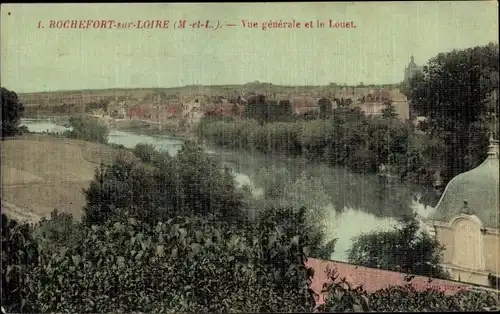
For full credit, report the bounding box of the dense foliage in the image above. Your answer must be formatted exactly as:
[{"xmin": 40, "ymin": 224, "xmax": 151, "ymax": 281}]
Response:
[
  {"xmin": 3, "ymin": 209, "xmax": 498, "ymax": 313},
  {"xmin": 367, "ymin": 285, "xmax": 499, "ymax": 312},
  {"xmin": 84, "ymin": 142, "xmax": 244, "ymax": 225},
  {"xmin": 347, "ymin": 213, "xmax": 450, "ymax": 279},
  {"xmin": 23, "ymin": 103, "xmax": 83, "ymax": 117},
  {"xmin": 409, "ymin": 42, "xmax": 499, "ymax": 183},
  {"xmin": 6, "ymin": 209, "xmax": 317, "ymax": 313},
  {"xmin": 198, "ymin": 108, "xmax": 441, "ymax": 185},
  {"xmin": 1, "ymin": 214, "xmax": 38, "ymax": 313},
  {"xmin": 1, "ymin": 87, "xmax": 26, "ymax": 137},
  {"xmin": 0, "ymin": 139, "xmax": 323, "ymax": 312},
  {"xmin": 318, "ymin": 267, "xmax": 499, "ymax": 312},
  {"xmin": 64, "ymin": 115, "xmax": 109, "ymax": 144}
]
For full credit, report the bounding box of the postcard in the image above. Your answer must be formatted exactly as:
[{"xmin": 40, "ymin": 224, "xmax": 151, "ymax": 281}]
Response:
[{"xmin": 1, "ymin": 2, "xmax": 499, "ymax": 313}]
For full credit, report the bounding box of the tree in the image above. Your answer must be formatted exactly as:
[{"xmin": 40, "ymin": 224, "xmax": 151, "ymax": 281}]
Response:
[
  {"xmin": 231, "ymin": 103, "xmax": 239, "ymax": 116},
  {"xmin": 133, "ymin": 143, "xmax": 157, "ymax": 163},
  {"xmin": 245, "ymin": 95, "xmax": 267, "ymax": 122},
  {"xmin": 84, "ymin": 101, "xmax": 107, "ymax": 113},
  {"xmin": 317, "ymin": 98, "xmax": 332, "ymax": 118},
  {"xmin": 1, "ymin": 87, "xmax": 25, "ymax": 137},
  {"xmin": 64, "ymin": 116, "xmax": 109, "ymax": 144},
  {"xmin": 347, "ymin": 213, "xmax": 449, "ymax": 279},
  {"xmin": 409, "ymin": 43, "xmax": 499, "ymax": 182},
  {"xmin": 381, "ymin": 101, "xmax": 398, "ymax": 119},
  {"xmin": 84, "ymin": 141, "xmax": 244, "ymax": 225},
  {"xmin": 32, "ymin": 209, "xmax": 82, "ymax": 255},
  {"xmin": 278, "ymin": 100, "xmax": 293, "ymax": 117}
]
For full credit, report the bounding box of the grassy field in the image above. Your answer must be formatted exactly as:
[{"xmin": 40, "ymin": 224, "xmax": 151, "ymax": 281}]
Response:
[{"xmin": 0, "ymin": 134, "xmax": 136, "ymax": 223}]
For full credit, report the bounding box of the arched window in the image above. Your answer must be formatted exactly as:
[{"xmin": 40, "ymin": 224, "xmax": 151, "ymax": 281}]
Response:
[{"xmin": 452, "ymin": 216, "xmax": 485, "ymax": 271}]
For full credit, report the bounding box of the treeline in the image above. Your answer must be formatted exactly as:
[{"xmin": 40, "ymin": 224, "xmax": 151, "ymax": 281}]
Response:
[
  {"xmin": 198, "ymin": 109, "xmax": 440, "ymax": 185},
  {"xmin": 23, "ymin": 103, "xmax": 85, "ymax": 116},
  {"xmin": 2, "ymin": 141, "xmax": 499, "ymax": 313},
  {"xmin": 22, "ymin": 101, "xmax": 108, "ymax": 117}
]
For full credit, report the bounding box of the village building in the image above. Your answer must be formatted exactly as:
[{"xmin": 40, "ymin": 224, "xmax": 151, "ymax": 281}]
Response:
[
  {"xmin": 352, "ymin": 88, "xmax": 410, "ymax": 120},
  {"xmin": 389, "ymin": 89, "xmax": 410, "ymax": 120},
  {"xmin": 127, "ymin": 105, "xmax": 151, "ymax": 120},
  {"xmin": 425, "ymin": 137, "xmax": 500, "ymax": 286},
  {"xmin": 203, "ymin": 101, "xmax": 244, "ymax": 118},
  {"xmin": 106, "ymin": 100, "xmax": 127, "ymax": 119},
  {"xmin": 291, "ymin": 96, "xmax": 318, "ymax": 115},
  {"xmin": 180, "ymin": 98, "xmax": 204, "ymax": 125}
]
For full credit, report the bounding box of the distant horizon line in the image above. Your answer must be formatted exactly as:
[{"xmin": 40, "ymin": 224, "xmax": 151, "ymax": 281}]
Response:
[{"xmin": 14, "ymin": 82, "xmax": 405, "ymax": 95}]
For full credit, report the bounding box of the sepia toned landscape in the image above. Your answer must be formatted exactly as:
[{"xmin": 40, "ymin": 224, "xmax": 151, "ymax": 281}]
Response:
[{"xmin": 1, "ymin": 2, "xmax": 499, "ymax": 313}]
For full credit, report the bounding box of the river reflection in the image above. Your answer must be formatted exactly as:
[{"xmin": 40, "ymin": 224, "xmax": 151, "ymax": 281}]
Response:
[
  {"xmin": 20, "ymin": 119, "xmax": 439, "ymax": 261},
  {"xmin": 215, "ymin": 147, "xmax": 439, "ymax": 219}
]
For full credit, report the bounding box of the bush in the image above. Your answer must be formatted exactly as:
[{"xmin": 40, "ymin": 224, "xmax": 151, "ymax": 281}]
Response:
[
  {"xmin": 84, "ymin": 141, "xmax": 244, "ymax": 225},
  {"xmin": 347, "ymin": 213, "xmax": 450, "ymax": 280},
  {"xmin": 133, "ymin": 143, "xmax": 157, "ymax": 163},
  {"xmin": 64, "ymin": 116, "xmax": 109, "ymax": 143},
  {"xmin": 367, "ymin": 286, "xmax": 499, "ymax": 312},
  {"xmin": 3, "ymin": 208, "xmax": 316, "ymax": 313},
  {"xmin": 1, "ymin": 214, "xmax": 38, "ymax": 313},
  {"xmin": 32, "ymin": 209, "xmax": 82, "ymax": 255},
  {"xmin": 2, "ymin": 209, "xmax": 498, "ymax": 313}
]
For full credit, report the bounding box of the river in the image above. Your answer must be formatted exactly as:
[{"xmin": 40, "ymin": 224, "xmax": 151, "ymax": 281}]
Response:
[{"xmin": 20, "ymin": 119, "xmax": 439, "ymax": 261}]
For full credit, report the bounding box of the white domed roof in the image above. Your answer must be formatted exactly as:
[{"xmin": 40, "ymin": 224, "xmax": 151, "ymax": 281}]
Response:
[{"xmin": 428, "ymin": 138, "xmax": 499, "ymax": 228}]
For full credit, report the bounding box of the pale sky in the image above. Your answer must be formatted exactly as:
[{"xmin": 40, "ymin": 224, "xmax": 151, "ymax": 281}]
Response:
[{"xmin": 1, "ymin": 2, "xmax": 498, "ymax": 93}]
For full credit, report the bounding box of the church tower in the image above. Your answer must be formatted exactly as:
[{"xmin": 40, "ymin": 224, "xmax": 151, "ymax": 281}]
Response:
[{"xmin": 404, "ymin": 55, "xmax": 423, "ymax": 82}]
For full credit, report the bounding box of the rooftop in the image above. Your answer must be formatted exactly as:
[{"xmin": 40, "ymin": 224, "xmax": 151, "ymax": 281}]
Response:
[{"xmin": 428, "ymin": 138, "xmax": 499, "ymax": 228}]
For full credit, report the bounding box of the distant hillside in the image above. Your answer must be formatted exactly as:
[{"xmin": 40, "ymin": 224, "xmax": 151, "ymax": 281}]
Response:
[{"xmin": 18, "ymin": 83, "xmax": 401, "ymax": 107}]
